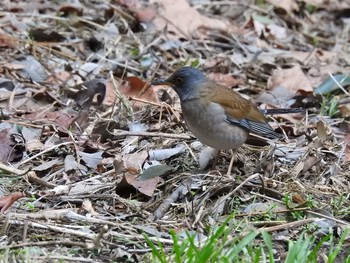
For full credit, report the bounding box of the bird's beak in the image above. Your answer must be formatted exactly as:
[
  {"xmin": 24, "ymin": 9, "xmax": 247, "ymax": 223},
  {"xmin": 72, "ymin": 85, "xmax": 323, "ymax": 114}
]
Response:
[{"xmin": 151, "ymin": 78, "xmax": 173, "ymax": 86}]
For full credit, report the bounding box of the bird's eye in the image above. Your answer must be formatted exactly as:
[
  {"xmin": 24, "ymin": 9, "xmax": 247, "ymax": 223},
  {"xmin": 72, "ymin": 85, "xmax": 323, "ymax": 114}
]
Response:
[{"xmin": 175, "ymin": 77, "xmax": 183, "ymax": 85}]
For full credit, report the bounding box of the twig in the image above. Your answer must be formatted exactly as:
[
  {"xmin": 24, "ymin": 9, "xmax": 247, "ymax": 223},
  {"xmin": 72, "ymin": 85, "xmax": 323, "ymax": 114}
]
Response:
[
  {"xmin": 19, "ymin": 141, "xmax": 78, "ymax": 166},
  {"xmin": 109, "ymin": 230, "xmax": 175, "ymax": 245},
  {"xmin": 34, "ymin": 256, "xmax": 99, "ymax": 262},
  {"xmin": 6, "ymin": 220, "xmax": 96, "ymax": 239},
  {"xmin": 129, "ymin": 97, "xmax": 182, "ymax": 123},
  {"xmin": 214, "ymin": 173, "xmax": 261, "ymax": 210},
  {"xmin": 208, "ymin": 174, "xmax": 262, "ymax": 215},
  {"xmin": 113, "ymin": 130, "xmax": 192, "ymax": 140},
  {"xmin": 151, "ymin": 179, "xmax": 191, "ymax": 220},
  {"xmin": 25, "ymin": 171, "xmax": 57, "ymax": 188},
  {"xmin": 0, "ymin": 164, "xmax": 55, "ymax": 187},
  {"xmin": 234, "ymin": 207, "xmax": 310, "ymax": 217},
  {"xmin": 97, "ymin": 54, "xmax": 141, "ymax": 72},
  {"xmin": 0, "ymin": 240, "xmax": 90, "ymax": 250},
  {"xmin": 1, "ymin": 120, "xmax": 45, "ymax": 129},
  {"xmin": 251, "ymin": 220, "xmax": 287, "ymax": 227},
  {"xmin": 91, "ymin": 225, "xmax": 109, "ymax": 249},
  {"xmin": 129, "ymin": 96, "xmax": 164, "ymax": 107},
  {"xmin": 0, "ymin": 163, "xmax": 26, "ymax": 175},
  {"xmin": 253, "ymin": 192, "xmax": 350, "ymax": 226},
  {"xmin": 259, "ymin": 218, "xmax": 316, "ymax": 232}
]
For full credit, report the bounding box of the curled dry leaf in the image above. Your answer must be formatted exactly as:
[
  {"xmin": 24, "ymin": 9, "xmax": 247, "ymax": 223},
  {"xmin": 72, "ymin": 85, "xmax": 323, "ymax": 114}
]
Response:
[
  {"xmin": 0, "ymin": 127, "xmax": 24, "ymax": 163},
  {"xmin": 103, "ymin": 80, "xmax": 118, "ymax": 106},
  {"xmin": 21, "ymin": 127, "xmax": 44, "ymax": 152},
  {"xmin": 118, "ymin": 76, "xmax": 159, "ymax": 109},
  {"xmin": 0, "ymin": 33, "xmax": 17, "ymax": 48},
  {"xmin": 0, "ymin": 192, "xmax": 25, "ymax": 213},
  {"xmin": 125, "ymin": 173, "xmax": 164, "ymax": 197},
  {"xmin": 82, "ymin": 199, "xmax": 98, "ymax": 215},
  {"xmin": 0, "ymin": 128, "xmax": 16, "ymax": 162},
  {"xmin": 122, "ymin": 150, "xmax": 148, "ymax": 174}
]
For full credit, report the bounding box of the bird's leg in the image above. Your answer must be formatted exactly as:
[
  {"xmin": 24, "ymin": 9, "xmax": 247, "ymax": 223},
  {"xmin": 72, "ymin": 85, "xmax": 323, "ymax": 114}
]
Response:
[
  {"xmin": 211, "ymin": 150, "xmax": 221, "ymax": 169},
  {"xmin": 226, "ymin": 150, "xmax": 236, "ymax": 179},
  {"xmin": 199, "ymin": 147, "xmax": 219, "ymax": 170}
]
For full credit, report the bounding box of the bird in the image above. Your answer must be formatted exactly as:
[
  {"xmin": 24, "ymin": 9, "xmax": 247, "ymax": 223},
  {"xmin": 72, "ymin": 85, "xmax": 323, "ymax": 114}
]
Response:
[{"xmin": 152, "ymin": 67, "xmax": 284, "ymax": 151}]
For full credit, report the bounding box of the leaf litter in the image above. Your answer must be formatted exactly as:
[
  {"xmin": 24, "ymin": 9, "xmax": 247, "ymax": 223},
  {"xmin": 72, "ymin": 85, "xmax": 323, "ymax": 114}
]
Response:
[{"xmin": 0, "ymin": 0, "xmax": 350, "ymax": 261}]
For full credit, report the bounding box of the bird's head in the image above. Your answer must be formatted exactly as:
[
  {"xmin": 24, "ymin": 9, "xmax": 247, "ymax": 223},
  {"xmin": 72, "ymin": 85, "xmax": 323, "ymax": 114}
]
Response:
[{"xmin": 152, "ymin": 67, "xmax": 206, "ymax": 101}]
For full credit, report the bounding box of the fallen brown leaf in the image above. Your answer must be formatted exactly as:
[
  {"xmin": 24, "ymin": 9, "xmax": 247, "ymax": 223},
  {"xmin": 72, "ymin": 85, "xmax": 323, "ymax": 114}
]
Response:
[
  {"xmin": 125, "ymin": 173, "xmax": 163, "ymax": 197},
  {"xmin": 122, "ymin": 150, "xmax": 148, "ymax": 173},
  {"xmin": 0, "ymin": 192, "xmax": 25, "ymax": 213},
  {"xmin": 151, "ymin": 0, "xmax": 235, "ymax": 38},
  {"xmin": 268, "ymin": 64, "xmax": 313, "ymax": 93},
  {"xmin": 119, "ymin": 76, "xmax": 159, "ymax": 109}
]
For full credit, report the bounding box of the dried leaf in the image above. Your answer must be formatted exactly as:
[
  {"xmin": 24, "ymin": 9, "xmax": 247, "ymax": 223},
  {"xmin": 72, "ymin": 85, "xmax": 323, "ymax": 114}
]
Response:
[
  {"xmin": 0, "ymin": 127, "xmax": 24, "ymax": 163},
  {"xmin": 0, "ymin": 192, "xmax": 25, "ymax": 213},
  {"xmin": 125, "ymin": 173, "xmax": 163, "ymax": 197},
  {"xmin": 151, "ymin": 0, "xmax": 234, "ymax": 38},
  {"xmin": 33, "ymin": 159, "xmax": 61, "ymax": 171},
  {"xmin": 122, "ymin": 150, "xmax": 148, "ymax": 173},
  {"xmin": 78, "ymin": 151, "xmax": 103, "ymax": 169},
  {"xmin": 138, "ymin": 164, "xmax": 173, "ymax": 180},
  {"xmin": 268, "ymin": 65, "xmax": 313, "ymax": 93},
  {"xmin": 14, "ymin": 56, "xmax": 48, "ymax": 82},
  {"xmin": 64, "ymin": 155, "xmax": 79, "ymax": 173},
  {"xmin": 119, "ymin": 76, "xmax": 159, "ymax": 109}
]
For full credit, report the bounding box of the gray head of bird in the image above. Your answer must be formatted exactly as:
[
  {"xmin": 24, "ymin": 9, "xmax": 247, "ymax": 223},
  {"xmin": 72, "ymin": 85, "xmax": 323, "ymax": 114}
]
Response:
[{"xmin": 152, "ymin": 67, "xmax": 207, "ymax": 101}]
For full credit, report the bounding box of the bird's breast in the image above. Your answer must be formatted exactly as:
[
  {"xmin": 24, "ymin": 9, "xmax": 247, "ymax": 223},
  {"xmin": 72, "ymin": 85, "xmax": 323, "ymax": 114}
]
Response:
[{"xmin": 181, "ymin": 99, "xmax": 249, "ymax": 150}]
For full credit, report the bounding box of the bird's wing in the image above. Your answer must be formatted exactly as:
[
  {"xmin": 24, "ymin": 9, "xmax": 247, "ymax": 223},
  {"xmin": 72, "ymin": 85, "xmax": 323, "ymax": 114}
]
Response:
[{"xmin": 208, "ymin": 84, "xmax": 282, "ymax": 139}]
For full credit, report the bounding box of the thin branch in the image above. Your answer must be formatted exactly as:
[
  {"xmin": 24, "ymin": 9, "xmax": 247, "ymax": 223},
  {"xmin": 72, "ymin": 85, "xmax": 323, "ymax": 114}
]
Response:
[{"xmin": 113, "ymin": 130, "xmax": 192, "ymax": 140}]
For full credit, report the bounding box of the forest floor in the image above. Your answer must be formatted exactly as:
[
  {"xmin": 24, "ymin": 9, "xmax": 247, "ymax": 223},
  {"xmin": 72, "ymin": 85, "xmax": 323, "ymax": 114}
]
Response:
[{"xmin": 0, "ymin": 0, "xmax": 350, "ymax": 262}]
